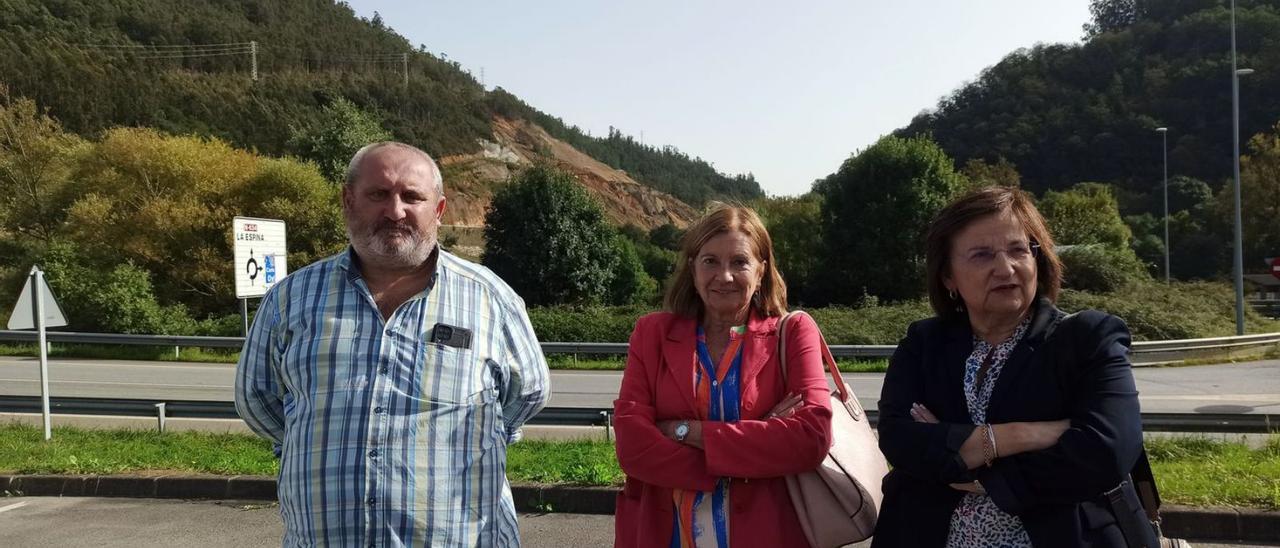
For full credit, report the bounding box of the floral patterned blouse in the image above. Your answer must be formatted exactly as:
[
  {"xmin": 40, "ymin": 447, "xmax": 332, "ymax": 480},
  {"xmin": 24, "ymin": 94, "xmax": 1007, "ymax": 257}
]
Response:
[{"xmin": 946, "ymin": 316, "xmax": 1034, "ymax": 548}]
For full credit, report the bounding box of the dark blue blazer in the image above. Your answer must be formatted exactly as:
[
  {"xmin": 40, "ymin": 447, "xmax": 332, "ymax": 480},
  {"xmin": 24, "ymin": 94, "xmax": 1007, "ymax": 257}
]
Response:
[{"xmin": 872, "ymin": 300, "xmax": 1150, "ymax": 547}]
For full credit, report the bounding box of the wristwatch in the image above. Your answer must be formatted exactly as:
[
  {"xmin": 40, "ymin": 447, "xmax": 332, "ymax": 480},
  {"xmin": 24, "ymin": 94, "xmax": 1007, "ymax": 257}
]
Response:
[{"xmin": 674, "ymin": 421, "xmax": 690, "ymax": 443}]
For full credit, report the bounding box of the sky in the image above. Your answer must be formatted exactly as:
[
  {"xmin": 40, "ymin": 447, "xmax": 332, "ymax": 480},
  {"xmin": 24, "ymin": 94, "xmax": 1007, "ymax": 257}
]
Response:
[{"xmin": 346, "ymin": 1, "xmax": 1093, "ymax": 197}]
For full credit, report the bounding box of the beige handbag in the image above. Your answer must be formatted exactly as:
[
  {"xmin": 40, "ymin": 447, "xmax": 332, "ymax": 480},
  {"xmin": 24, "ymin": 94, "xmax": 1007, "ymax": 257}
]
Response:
[{"xmin": 777, "ymin": 311, "xmax": 890, "ymax": 548}]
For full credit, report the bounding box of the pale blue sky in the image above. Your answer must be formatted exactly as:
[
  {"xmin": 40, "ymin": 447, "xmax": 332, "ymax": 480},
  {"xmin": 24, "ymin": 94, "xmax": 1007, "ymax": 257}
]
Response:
[{"xmin": 347, "ymin": 1, "xmax": 1092, "ymax": 196}]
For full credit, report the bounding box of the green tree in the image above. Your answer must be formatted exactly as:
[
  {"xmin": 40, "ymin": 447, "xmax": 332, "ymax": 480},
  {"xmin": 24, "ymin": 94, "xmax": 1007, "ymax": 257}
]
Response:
[
  {"xmin": 1123, "ymin": 213, "xmax": 1165, "ymax": 276},
  {"xmin": 482, "ymin": 165, "xmax": 621, "ymax": 305},
  {"xmin": 960, "ymin": 157, "xmax": 1021, "ymax": 189},
  {"xmin": 0, "ymin": 86, "xmax": 85, "ymax": 245},
  {"xmin": 608, "ymin": 235, "xmax": 659, "ymax": 305},
  {"xmin": 1083, "ymin": 0, "xmax": 1142, "ymax": 37},
  {"xmin": 1166, "ymin": 175, "xmax": 1213, "ymax": 216},
  {"xmin": 1168, "ymin": 209, "xmax": 1225, "ymax": 280},
  {"xmin": 38, "ymin": 240, "xmax": 196, "ymax": 334},
  {"xmin": 61, "ymin": 128, "xmax": 345, "ymax": 318},
  {"xmin": 1225, "ymin": 122, "xmax": 1280, "ymax": 271},
  {"xmin": 818, "ymin": 135, "xmax": 966, "ymax": 303},
  {"xmin": 754, "ymin": 194, "xmax": 825, "ymax": 305},
  {"xmin": 287, "ymin": 97, "xmax": 393, "ymax": 183},
  {"xmin": 648, "ymin": 223, "xmax": 684, "ymax": 250},
  {"xmin": 1039, "ymin": 183, "xmax": 1132, "ymax": 248}
]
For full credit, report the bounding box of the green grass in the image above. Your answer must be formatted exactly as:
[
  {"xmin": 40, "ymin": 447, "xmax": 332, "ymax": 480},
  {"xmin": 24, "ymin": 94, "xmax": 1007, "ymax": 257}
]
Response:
[
  {"xmin": 0, "ymin": 343, "xmax": 240, "ymax": 364},
  {"xmin": 1148, "ymin": 435, "xmax": 1280, "ymax": 509},
  {"xmin": 0, "ymin": 424, "xmax": 276, "ymax": 476},
  {"xmin": 507, "ymin": 439, "xmax": 623, "ymax": 485},
  {"xmin": 2, "ymin": 424, "xmax": 1278, "ymax": 508}
]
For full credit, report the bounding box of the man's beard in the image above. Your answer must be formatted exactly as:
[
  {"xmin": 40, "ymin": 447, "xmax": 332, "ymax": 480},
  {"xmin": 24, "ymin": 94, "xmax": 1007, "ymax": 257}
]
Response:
[{"xmin": 346, "ymin": 217, "xmax": 436, "ymax": 270}]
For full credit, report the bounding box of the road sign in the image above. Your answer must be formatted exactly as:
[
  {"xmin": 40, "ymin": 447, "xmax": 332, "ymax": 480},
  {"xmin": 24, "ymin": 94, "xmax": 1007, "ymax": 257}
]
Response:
[
  {"xmin": 233, "ymin": 217, "xmax": 288, "ymax": 298},
  {"xmin": 7, "ymin": 267, "xmax": 67, "ymax": 330},
  {"xmin": 6, "ymin": 266, "xmax": 64, "ymax": 440},
  {"xmin": 1272, "ymin": 256, "xmax": 1280, "ymax": 281}
]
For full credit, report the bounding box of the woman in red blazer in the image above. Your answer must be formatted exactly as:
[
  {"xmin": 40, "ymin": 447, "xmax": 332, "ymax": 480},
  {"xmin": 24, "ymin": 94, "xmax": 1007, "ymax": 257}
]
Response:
[{"xmin": 613, "ymin": 206, "xmax": 834, "ymax": 548}]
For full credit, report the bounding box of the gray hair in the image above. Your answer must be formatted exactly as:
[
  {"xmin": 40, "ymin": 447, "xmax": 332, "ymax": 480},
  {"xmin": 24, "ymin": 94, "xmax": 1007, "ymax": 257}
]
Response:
[{"xmin": 344, "ymin": 141, "xmax": 443, "ymax": 195}]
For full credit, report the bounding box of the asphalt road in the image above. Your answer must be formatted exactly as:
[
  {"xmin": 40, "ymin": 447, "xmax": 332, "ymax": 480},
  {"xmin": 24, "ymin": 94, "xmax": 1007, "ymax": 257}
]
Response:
[
  {"xmin": 0, "ymin": 497, "xmax": 615, "ymax": 547},
  {"xmin": 0, "ymin": 497, "xmax": 1265, "ymax": 548},
  {"xmin": 2, "ymin": 356, "xmax": 1279, "ymax": 414}
]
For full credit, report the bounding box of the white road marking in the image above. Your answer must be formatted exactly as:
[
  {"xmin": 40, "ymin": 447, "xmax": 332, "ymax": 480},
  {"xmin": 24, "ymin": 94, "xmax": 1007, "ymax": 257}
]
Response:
[
  {"xmin": 0, "ymin": 378, "xmax": 226, "ymax": 389},
  {"xmin": 0, "ymin": 501, "xmax": 30, "ymax": 514},
  {"xmin": 1139, "ymin": 394, "xmax": 1280, "ymax": 401}
]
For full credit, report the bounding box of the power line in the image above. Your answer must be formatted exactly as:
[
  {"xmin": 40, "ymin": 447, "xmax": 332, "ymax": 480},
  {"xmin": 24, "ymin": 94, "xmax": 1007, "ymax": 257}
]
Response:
[{"xmin": 75, "ymin": 41, "xmax": 250, "ymax": 49}]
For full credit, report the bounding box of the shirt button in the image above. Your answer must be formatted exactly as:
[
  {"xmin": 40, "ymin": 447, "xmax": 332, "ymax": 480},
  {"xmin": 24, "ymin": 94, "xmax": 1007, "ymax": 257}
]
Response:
[
  {"xmin": 379, "ymin": 367, "xmax": 388, "ymax": 374},
  {"xmin": 374, "ymin": 407, "xmax": 384, "ymax": 414},
  {"xmin": 367, "ymin": 498, "xmax": 376, "ymax": 506},
  {"xmin": 711, "ymin": 380, "xmax": 718, "ymax": 387},
  {"xmin": 369, "ymin": 449, "xmax": 378, "ymax": 458}
]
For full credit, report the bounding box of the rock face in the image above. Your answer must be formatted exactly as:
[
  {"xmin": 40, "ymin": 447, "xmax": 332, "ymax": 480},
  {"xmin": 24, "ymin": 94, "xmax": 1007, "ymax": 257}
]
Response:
[{"xmin": 437, "ymin": 117, "xmax": 697, "ymax": 230}]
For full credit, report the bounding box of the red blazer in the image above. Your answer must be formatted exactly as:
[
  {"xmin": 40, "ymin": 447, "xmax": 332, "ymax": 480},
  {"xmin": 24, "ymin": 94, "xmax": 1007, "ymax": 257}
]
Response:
[{"xmin": 613, "ymin": 310, "xmax": 834, "ymax": 548}]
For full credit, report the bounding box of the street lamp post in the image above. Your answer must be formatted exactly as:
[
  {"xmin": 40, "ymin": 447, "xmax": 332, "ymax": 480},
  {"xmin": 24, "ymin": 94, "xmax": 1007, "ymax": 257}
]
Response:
[
  {"xmin": 1231, "ymin": 0, "xmax": 1255, "ymax": 335},
  {"xmin": 1156, "ymin": 127, "xmax": 1169, "ymax": 283}
]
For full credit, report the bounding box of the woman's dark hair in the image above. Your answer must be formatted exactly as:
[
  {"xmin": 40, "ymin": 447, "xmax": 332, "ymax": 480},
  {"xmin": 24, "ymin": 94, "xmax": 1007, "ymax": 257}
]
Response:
[{"xmin": 924, "ymin": 186, "xmax": 1063, "ymax": 321}]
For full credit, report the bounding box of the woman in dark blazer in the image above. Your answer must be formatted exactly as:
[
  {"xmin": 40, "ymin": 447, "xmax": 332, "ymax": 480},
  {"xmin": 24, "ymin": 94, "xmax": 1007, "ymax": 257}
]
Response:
[{"xmin": 873, "ymin": 187, "xmax": 1156, "ymax": 547}]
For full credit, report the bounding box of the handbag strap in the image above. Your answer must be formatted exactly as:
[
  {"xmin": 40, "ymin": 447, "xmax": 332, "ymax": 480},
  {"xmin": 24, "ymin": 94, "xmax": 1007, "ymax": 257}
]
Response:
[
  {"xmin": 1104, "ymin": 447, "xmax": 1163, "ymax": 548},
  {"xmin": 777, "ymin": 311, "xmax": 863, "ymax": 419},
  {"xmin": 1130, "ymin": 447, "xmax": 1162, "ymax": 520}
]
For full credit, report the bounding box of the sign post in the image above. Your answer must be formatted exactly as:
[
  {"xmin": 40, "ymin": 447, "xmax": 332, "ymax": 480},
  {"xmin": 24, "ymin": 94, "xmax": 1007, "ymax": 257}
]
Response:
[
  {"xmin": 233, "ymin": 217, "xmax": 288, "ymax": 334},
  {"xmin": 7, "ymin": 266, "xmax": 69, "ymax": 441}
]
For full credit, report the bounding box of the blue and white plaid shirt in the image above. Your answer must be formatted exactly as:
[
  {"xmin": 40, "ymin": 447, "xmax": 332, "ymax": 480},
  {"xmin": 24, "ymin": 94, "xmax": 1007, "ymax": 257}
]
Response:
[{"xmin": 236, "ymin": 247, "xmax": 551, "ymax": 547}]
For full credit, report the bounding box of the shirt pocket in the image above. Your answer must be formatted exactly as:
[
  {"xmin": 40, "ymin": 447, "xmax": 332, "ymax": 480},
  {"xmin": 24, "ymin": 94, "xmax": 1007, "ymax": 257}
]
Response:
[{"xmin": 417, "ymin": 341, "xmax": 498, "ymax": 406}]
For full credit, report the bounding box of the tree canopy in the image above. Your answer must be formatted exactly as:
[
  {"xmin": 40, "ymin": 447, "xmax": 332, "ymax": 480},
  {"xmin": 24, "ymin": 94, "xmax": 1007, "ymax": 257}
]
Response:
[
  {"xmin": 482, "ymin": 165, "xmax": 654, "ymax": 306},
  {"xmin": 898, "ymin": 0, "xmax": 1280, "ymax": 209},
  {"xmin": 817, "ymin": 135, "xmax": 967, "ymax": 304}
]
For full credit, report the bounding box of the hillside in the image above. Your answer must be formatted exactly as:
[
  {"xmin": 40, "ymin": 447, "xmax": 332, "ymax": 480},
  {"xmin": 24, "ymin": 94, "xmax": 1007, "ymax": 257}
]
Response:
[
  {"xmin": 0, "ymin": 0, "xmax": 760, "ymax": 226},
  {"xmin": 439, "ymin": 117, "xmax": 697, "ymax": 229},
  {"xmin": 896, "ymin": 0, "xmax": 1280, "ymax": 211}
]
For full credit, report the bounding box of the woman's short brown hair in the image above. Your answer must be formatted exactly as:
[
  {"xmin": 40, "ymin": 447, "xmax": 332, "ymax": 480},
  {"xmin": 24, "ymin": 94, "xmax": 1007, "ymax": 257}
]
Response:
[
  {"xmin": 664, "ymin": 205, "xmax": 788, "ymax": 319},
  {"xmin": 924, "ymin": 186, "xmax": 1063, "ymax": 321}
]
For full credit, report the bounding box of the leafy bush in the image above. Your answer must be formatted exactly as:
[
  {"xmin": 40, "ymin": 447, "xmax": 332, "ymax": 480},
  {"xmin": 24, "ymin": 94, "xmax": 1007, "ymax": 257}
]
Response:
[
  {"xmin": 607, "ymin": 236, "xmax": 658, "ymax": 306},
  {"xmin": 1058, "ymin": 282, "xmax": 1279, "ymax": 341},
  {"xmin": 522, "ymin": 280, "xmax": 1278, "ymax": 344},
  {"xmin": 1058, "ymin": 244, "xmax": 1151, "ymax": 293},
  {"xmin": 804, "ymin": 301, "xmax": 935, "ymax": 345},
  {"xmin": 1040, "ymin": 183, "xmax": 1132, "ymax": 248},
  {"xmin": 38, "ymin": 241, "xmax": 197, "ymax": 335},
  {"xmin": 527, "ymin": 306, "xmax": 649, "ymax": 343}
]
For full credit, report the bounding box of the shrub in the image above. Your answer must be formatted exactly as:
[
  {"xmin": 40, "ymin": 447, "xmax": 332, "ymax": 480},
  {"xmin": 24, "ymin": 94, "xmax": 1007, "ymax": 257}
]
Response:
[
  {"xmin": 1058, "ymin": 244, "xmax": 1151, "ymax": 293},
  {"xmin": 527, "ymin": 306, "xmax": 650, "ymax": 342},
  {"xmin": 1058, "ymin": 281, "xmax": 1279, "ymax": 341}
]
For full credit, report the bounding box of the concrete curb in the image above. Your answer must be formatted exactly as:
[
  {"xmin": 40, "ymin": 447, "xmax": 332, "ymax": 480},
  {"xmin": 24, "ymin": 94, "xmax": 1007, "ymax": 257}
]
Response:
[{"xmin": 3, "ymin": 474, "xmax": 1278, "ymax": 542}]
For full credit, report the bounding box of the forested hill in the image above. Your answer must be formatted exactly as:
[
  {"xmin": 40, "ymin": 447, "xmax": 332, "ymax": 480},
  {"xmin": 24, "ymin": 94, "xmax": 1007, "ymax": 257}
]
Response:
[
  {"xmin": 0, "ymin": 0, "xmax": 762, "ymax": 207},
  {"xmin": 896, "ymin": 0, "xmax": 1280, "ymax": 211}
]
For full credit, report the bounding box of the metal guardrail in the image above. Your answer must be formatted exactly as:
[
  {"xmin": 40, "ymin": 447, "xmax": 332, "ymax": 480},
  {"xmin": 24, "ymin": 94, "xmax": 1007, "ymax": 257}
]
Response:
[
  {"xmin": 2, "ymin": 330, "xmax": 1277, "ymax": 362},
  {"xmin": 0, "ymin": 395, "xmax": 1274, "ymax": 433}
]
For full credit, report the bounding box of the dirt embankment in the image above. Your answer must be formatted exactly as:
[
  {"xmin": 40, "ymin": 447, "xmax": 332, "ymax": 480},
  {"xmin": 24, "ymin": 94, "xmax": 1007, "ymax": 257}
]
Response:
[{"xmin": 437, "ymin": 117, "xmax": 697, "ymax": 231}]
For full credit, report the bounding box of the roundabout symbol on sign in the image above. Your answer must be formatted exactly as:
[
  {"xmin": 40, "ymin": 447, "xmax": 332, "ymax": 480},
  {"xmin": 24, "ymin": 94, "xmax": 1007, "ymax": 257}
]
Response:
[{"xmin": 246, "ymin": 250, "xmax": 261, "ymax": 284}]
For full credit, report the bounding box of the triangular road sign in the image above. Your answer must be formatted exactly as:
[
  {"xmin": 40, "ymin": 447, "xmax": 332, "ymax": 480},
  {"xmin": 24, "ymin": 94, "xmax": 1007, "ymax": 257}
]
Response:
[{"xmin": 7, "ymin": 268, "xmax": 68, "ymax": 330}]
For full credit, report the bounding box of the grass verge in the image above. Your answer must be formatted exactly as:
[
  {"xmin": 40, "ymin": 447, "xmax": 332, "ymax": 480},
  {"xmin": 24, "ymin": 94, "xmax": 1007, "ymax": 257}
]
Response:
[
  {"xmin": 2, "ymin": 424, "xmax": 1278, "ymax": 508},
  {"xmin": 1148, "ymin": 435, "xmax": 1280, "ymax": 509}
]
